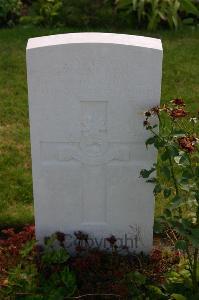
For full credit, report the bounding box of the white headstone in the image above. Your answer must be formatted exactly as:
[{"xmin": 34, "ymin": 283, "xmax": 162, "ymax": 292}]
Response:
[{"xmin": 26, "ymin": 33, "xmax": 162, "ymax": 253}]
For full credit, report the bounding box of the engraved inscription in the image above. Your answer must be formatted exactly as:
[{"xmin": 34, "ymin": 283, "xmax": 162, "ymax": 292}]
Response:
[
  {"xmin": 81, "ymin": 101, "xmax": 107, "ymax": 134},
  {"xmin": 68, "ymin": 143, "xmax": 131, "ymax": 165},
  {"xmin": 41, "ymin": 142, "xmax": 132, "ymax": 165},
  {"xmin": 41, "ymin": 100, "xmax": 133, "ymax": 224}
]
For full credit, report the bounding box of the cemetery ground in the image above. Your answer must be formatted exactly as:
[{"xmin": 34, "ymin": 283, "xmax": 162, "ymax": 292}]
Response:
[{"xmin": 0, "ymin": 26, "xmax": 199, "ymax": 299}]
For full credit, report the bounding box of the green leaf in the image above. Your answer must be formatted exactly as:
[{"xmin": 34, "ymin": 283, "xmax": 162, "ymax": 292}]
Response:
[
  {"xmin": 169, "ymin": 146, "xmax": 179, "ymax": 157},
  {"xmin": 182, "ymin": 169, "xmax": 193, "ymax": 179},
  {"xmin": 180, "ymin": 0, "xmax": 199, "ymax": 16},
  {"xmin": 174, "ymin": 153, "xmax": 188, "ymax": 165},
  {"xmin": 195, "ymin": 191, "xmax": 199, "ymax": 202},
  {"xmin": 44, "ymin": 234, "xmax": 57, "ymax": 247},
  {"xmin": 153, "ymin": 183, "xmax": 162, "ymax": 195},
  {"xmin": 174, "ymin": 155, "xmax": 181, "ymax": 164},
  {"xmin": 161, "ymin": 166, "xmax": 171, "ymax": 180},
  {"xmin": 168, "ymin": 219, "xmax": 182, "ymax": 233},
  {"xmin": 42, "ymin": 247, "xmax": 69, "ymax": 264},
  {"xmin": 161, "ymin": 149, "xmax": 170, "ymax": 161},
  {"xmin": 116, "ymin": 0, "xmax": 132, "ymax": 10},
  {"xmin": 182, "ymin": 218, "xmax": 192, "ymax": 229},
  {"xmin": 153, "ymin": 218, "xmax": 166, "ymax": 234},
  {"xmin": 145, "ymin": 136, "xmax": 157, "ymax": 148},
  {"xmin": 171, "ymin": 294, "xmax": 187, "ymax": 300},
  {"xmin": 182, "ymin": 17, "xmax": 194, "ymax": 25},
  {"xmin": 179, "ymin": 154, "xmax": 189, "ymax": 165},
  {"xmin": 180, "ymin": 183, "xmax": 194, "ymax": 192},
  {"xmin": 146, "ymin": 177, "xmax": 157, "ymax": 183},
  {"xmin": 140, "ymin": 167, "xmax": 155, "ymax": 178},
  {"xmin": 154, "ymin": 138, "xmax": 166, "ymax": 149},
  {"xmin": 195, "ymin": 166, "xmax": 199, "ymax": 177},
  {"xmin": 133, "ymin": 271, "xmax": 146, "ymax": 285},
  {"xmin": 170, "ymin": 195, "xmax": 183, "ymax": 209},
  {"xmin": 147, "ymin": 284, "xmax": 166, "ymax": 297},
  {"xmin": 164, "ymin": 188, "xmax": 171, "ymax": 198},
  {"xmin": 173, "ymin": 129, "xmax": 187, "ymax": 135},
  {"xmin": 20, "ymin": 240, "xmax": 36, "ymax": 258},
  {"xmin": 189, "ymin": 228, "xmax": 199, "ymax": 247},
  {"xmin": 164, "ymin": 208, "xmax": 172, "ymax": 218},
  {"xmin": 175, "ymin": 240, "xmax": 187, "ymax": 251}
]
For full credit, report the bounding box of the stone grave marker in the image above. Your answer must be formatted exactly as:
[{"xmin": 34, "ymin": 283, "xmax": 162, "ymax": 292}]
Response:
[{"xmin": 26, "ymin": 33, "xmax": 162, "ymax": 252}]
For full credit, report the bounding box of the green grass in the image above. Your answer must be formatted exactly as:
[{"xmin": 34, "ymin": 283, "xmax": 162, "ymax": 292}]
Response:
[{"xmin": 0, "ymin": 25, "xmax": 198, "ymax": 228}]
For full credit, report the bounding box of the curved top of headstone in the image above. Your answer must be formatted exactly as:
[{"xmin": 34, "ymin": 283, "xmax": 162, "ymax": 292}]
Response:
[{"xmin": 27, "ymin": 32, "xmax": 162, "ymax": 51}]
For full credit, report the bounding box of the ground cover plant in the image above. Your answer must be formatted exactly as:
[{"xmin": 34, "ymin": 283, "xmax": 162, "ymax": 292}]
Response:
[{"xmin": 0, "ymin": 225, "xmax": 192, "ymax": 299}]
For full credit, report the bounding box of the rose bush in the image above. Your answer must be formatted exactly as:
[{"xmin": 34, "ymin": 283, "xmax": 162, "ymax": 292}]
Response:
[{"xmin": 141, "ymin": 98, "xmax": 199, "ymax": 295}]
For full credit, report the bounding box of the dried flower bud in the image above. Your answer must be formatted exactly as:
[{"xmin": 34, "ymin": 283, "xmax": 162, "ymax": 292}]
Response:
[
  {"xmin": 106, "ymin": 235, "xmax": 117, "ymax": 245},
  {"xmin": 144, "ymin": 111, "xmax": 151, "ymax": 117},
  {"xmin": 159, "ymin": 104, "xmax": 169, "ymax": 112},
  {"xmin": 143, "ymin": 120, "xmax": 149, "ymax": 127},
  {"xmin": 171, "ymin": 98, "xmax": 185, "ymax": 106},
  {"xmin": 74, "ymin": 231, "xmax": 88, "ymax": 241},
  {"xmin": 178, "ymin": 136, "xmax": 197, "ymax": 153},
  {"xmin": 55, "ymin": 231, "xmax": 65, "ymax": 243},
  {"xmin": 151, "ymin": 106, "xmax": 160, "ymax": 114}
]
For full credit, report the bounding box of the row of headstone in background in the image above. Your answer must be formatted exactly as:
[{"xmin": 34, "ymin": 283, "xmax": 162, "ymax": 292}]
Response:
[{"xmin": 26, "ymin": 32, "xmax": 163, "ymax": 253}]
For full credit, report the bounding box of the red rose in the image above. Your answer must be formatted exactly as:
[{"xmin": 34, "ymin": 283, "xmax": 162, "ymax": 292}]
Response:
[{"xmin": 170, "ymin": 108, "xmax": 187, "ymax": 118}]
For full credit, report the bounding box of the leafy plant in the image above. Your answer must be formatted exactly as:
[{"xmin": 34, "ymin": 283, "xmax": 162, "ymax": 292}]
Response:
[
  {"xmin": 60, "ymin": 0, "xmax": 115, "ymax": 27},
  {"xmin": 0, "ymin": 0, "xmax": 22, "ymax": 27},
  {"xmin": 117, "ymin": 0, "xmax": 199, "ymax": 30},
  {"xmin": 0, "ymin": 225, "xmax": 35, "ymax": 284},
  {"xmin": 1, "ymin": 227, "xmax": 195, "ymax": 298},
  {"xmin": 34, "ymin": 0, "xmax": 63, "ymax": 26},
  {"xmin": 31, "ymin": 0, "xmax": 116, "ymax": 27},
  {"xmin": 1, "ymin": 232, "xmax": 77, "ymax": 299},
  {"xmin": 141, "ymin": 98, "xmax": 199, "ymax": 294}
]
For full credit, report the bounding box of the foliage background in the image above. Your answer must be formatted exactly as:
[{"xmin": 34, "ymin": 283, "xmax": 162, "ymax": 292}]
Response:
[{"xmin": 0, "ymin": 0, "xmax": 199, "ymax": 30}]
